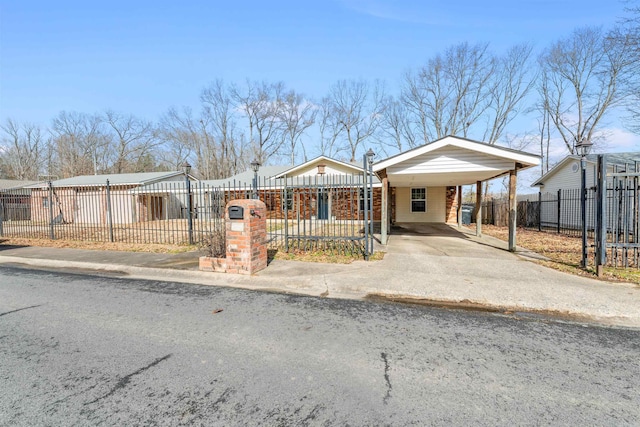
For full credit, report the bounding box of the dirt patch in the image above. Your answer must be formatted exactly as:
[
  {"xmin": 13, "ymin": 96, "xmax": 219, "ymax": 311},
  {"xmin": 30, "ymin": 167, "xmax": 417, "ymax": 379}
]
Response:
[
  {"xmin": 366, "ymin": 293, "xmax": 600, "ymax": 325},
  {"xmin": 481, "ymin": 225, "xmax": 640, "ymax": 285}
]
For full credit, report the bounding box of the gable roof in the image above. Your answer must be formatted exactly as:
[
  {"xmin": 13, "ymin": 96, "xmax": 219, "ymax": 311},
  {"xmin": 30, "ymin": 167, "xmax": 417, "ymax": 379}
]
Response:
[
  {"xmin": 531, "ymin": 152, "xmax": 640, "ymax": 187},
  {"xmin": 374, "ymin": 135, "xmax": 540, "ymax": 172},
  {"xmin": 26, "ymin": 171, "xmax": 188, "ymax": 189},
  {"xmin": 202, "ymin": 165, "xmax": 290, "ymax": 187},
  {"xmin": 0, "ymin": 179, "xmax": 38, "ymax": 190},
  {"xmin": 274, "ymin": 155, "xmax": 364, "ymax": 178},
  {"xmin": 200, "ymin": 160, "xmax": 381, "ymax": 190}
]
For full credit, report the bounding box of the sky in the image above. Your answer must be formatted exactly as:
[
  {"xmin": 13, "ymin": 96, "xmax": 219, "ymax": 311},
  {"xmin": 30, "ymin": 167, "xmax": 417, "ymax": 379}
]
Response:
[{"xmin": 0, "ymin": 0, "xmax": 638, "ymax": 187}]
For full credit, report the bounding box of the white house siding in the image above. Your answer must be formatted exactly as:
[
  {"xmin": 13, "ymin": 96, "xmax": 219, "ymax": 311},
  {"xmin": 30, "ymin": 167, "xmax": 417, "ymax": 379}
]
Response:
[
  {"xmin": 395, "ymin": 186, "xmax": 446, "ymax": 223},
  {"xmin": 537, "ymin": 161, "xmax": 597, "ymax": 194},
  {"xmin": 388, "ymin": 147, "xmax": 515, "ymax": 175},
  {"xmin": 109, "ymin": 191, "xmax": 135, "ymax": 224},
  {"xmin": 535, "ymin": 161, "xmax": 625, "ymax": 231},
  {"xmin": 74, "ymin": 191, "xmax": 104, "ymax": 224},
  {"xmin": 293, "ymin": 160, "xmax": 361, "ymax": 177}
]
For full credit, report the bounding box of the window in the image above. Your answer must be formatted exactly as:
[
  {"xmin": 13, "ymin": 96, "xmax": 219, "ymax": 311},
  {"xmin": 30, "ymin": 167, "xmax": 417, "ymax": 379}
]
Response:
[
  {"xmin": 282, "ymin": 189, "xmax": 294, "ymax": 210},
  {"xmin": 411, "ymin": 188, "xmax": 426, "ymax": 212},
  {"xmin": 359, "ymin": 188, "xmax": 372, "ymax": 211},
  {"xmin": 42, "ymin": 196, "xmax": 50, "ymax": 208}
]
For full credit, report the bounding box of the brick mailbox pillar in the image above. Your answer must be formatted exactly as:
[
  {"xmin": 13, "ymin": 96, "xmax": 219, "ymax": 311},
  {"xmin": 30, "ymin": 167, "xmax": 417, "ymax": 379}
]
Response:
[{"xmin": 224, "ymin": 199, "xmax": 267, "ymax": 274}]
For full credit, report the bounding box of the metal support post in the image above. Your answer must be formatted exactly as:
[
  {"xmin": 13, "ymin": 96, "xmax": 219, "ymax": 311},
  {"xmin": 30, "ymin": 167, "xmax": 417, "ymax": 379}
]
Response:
[
  {"xmin": 48, "ymin": 181, "xmax": 55, "ymax": 240},
  {"xmin": 106, "ymin": 179, "xmax": 114, "ymax": 243},
  {"xmin": 363, "ymin": 154, "xmax": 369, "ymax": 260},
  {"xmin": 186, "ymin": 176, "xmax": 193, "ymax": 245},
  {"xmin": 580, "ymin": 157, "xmax": 587, "ymax": 268}
]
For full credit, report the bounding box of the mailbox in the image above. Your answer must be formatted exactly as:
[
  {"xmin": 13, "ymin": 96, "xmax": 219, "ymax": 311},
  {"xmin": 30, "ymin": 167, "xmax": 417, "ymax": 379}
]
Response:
[{"xmin": 228, "ymin": 205, "xmax": 244, "ymax": 220}]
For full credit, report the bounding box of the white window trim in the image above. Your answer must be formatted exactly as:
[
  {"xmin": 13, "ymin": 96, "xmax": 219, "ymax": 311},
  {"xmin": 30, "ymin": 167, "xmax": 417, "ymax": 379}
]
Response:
[{"xmin": 410, "ymin": 187, "xmax": 427, "ymax": 213}]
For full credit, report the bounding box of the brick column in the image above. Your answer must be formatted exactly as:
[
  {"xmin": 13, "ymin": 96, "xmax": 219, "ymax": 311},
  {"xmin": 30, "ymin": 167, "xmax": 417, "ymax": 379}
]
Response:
[{"xmin": 225, "ymin": 199, "xmax": 267, "ymax": 274}]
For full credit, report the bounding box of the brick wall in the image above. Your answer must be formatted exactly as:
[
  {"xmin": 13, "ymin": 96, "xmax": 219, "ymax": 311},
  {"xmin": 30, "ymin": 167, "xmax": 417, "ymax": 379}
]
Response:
[
  {"xmin": 445, "ymin": 186, "xmax": 458, "ymax": 224},
  {"xmin": 224, "ymin": 199, "xmax": 267, "ymax": 275},
  {"xmin": 259, "ymin": 186, "xmax": 381, "ymax": 221}
]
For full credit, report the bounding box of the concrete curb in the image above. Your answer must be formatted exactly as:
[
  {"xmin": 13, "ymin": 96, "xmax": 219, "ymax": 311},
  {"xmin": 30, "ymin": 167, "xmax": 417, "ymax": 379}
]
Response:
[{"xmin": 2, "ymin": 254, "xmax": 639, "ymax": 329}]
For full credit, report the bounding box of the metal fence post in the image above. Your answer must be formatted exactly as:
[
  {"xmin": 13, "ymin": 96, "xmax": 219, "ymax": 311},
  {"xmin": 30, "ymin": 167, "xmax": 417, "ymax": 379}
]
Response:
[
  {"xmin": 284, "ymin": 177, "xmax": 289, "ymax": 252},
  {"xmin": 557, "ymin": 189, "xmax": 561, "ymax": 234},
  {"xmin": 106, "ymin": 179, "xmax": 114, "ymax": 242},
  {"xmin": 48, "ymin": 181, "xmax": 55, "ymax": 240},
  {"xmin": 595, "ymin": 154, "xmax": 607, "ymax": 276},
  {"xmin": 369, "ymin": 157, "xmax": 374, "ymax": 253},
  {"xmin": 186, "ymin": 176, "xmax": 193, "ymax": 245},
  {"xmin": 538, "ymin": 191, "xmax": 542, "ymax": 231},
  {"xmin": 363, "ymin": 154, "xmax": 369, "ymax": 260},
  {"xmin": 0, "ymin": 199, "xmax": 4, "ymax": 237}
]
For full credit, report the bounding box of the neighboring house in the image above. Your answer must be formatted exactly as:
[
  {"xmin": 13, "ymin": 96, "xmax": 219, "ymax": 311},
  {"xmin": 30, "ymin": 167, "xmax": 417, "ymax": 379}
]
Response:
[
  {"xmin": 374, "ymin": 135, "xmax": 540, "ymax": 244},
  {"xmin": 531, "ymin": 152, "xmax": 640, "ymax": 230},
  {"xmin": 25, "ymin": 172, "xmax": 195, "ymax": 225},
  {"xmin": 532, "ymin": 152, "xmax": 640, "ymax": 194},
  {"xmin": 0, "ymin": 179, "xmax": 38, "ymax": 221}
]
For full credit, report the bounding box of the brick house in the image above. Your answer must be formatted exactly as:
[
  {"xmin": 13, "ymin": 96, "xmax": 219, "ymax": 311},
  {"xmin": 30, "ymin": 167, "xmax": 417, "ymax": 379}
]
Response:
[{"xmin": 204, "ymin": 156, "xmax": 382, "ymax": 222}]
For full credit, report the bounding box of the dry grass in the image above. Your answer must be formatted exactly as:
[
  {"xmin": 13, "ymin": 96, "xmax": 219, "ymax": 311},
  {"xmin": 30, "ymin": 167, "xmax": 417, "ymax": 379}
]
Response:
[
  {"xmin": 272, "ymin": 248, "xmax": 384, "ymax": 264},
  {"xmin": 0, "ymin": 235, "xmax": 382, "ymax": 264},
  {"xmin": 0, "ymin": 236, "xmax": 198, "ymax": 254},
  {"xmin": 482, "ymin": 225, "xmax": 640, "ymax": 284}
]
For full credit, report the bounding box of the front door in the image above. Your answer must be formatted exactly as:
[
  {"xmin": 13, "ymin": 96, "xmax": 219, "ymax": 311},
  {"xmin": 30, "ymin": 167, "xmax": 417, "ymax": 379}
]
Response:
[{"xmin": 317, "ymin": 189, "xmax": 329, "ymax": 220}]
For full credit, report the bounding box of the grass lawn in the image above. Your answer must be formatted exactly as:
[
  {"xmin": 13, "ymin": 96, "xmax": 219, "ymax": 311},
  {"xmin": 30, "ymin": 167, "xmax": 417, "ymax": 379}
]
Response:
[{"xmin": 481, "ymin": 225, "xmax": 640, "ymax": 285}]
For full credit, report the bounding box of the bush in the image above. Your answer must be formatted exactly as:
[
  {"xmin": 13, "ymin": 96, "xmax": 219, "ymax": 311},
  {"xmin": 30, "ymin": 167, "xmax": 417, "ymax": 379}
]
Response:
[{"xmin": 200, "ymin": 228, "xmax": 226, "ymax": 258}]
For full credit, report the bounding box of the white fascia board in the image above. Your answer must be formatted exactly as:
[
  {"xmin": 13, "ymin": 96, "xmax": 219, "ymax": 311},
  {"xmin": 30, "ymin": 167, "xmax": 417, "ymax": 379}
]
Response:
[
  {"xmin": 275, "ymin": 156, "xmax": 363, "ymax": 178},
  {"xmin": 374, "ymin": 136, "xmax": 540, "ymax": 172}
]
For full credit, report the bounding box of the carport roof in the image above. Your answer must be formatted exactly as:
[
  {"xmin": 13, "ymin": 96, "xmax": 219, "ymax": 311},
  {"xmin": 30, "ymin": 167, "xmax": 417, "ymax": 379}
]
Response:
[{"xmin": 373, "ymin": 135, "xmax": 540, "ymax": 186}]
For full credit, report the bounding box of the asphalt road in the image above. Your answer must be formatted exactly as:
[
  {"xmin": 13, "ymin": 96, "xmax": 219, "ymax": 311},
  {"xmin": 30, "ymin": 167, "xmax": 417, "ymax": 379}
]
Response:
[{"xmin": 1, "ymin": 266, "xmax": 639, "ymax": 426}]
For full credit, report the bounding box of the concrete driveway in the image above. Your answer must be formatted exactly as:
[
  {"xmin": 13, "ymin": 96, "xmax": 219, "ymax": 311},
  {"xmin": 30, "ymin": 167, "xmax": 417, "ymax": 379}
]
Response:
[
  {"xmin": 260, "ymin": 222, "xmax": 640, "ymax": 325},
  {"xmin": 387, "ymin": 223, "xmax": 518, "ymax": 259}
]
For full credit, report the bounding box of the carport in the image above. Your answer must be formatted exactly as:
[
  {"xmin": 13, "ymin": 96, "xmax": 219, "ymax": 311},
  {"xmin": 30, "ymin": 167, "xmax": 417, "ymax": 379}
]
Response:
[{"xmin": 373, "ymin": 136, "xmax": 540, "ymax": 251}]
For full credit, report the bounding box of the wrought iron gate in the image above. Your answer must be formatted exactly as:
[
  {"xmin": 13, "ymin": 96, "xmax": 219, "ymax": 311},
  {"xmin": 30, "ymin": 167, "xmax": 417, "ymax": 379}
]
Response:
[{"xmin": 593, "ymin": 155, "xmax": 640, "ymax": 272}]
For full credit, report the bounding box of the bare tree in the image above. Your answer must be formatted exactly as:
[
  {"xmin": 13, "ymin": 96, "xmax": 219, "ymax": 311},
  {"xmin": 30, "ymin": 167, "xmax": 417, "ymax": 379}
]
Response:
[
  {"xmin": 614, "ymin": 3, "xmax": 640, "ymax": 133},
  {"xmin": 402, "ymin": 42, "xmax": 494, "ymax": 142},
  {"xmin": 377, "ymin": 95, "xmax": 416, "ymax": 154},
  {"xmin": 278, "ymin": 90, "xmax": 316, "ymax": 165},
  {"xmin": 201, "ymin": 80, "xmax": 246, "ymax": 178},
  {"xmin": 538, "ymin": 26, "xmax": 634, "ymax": 154},
  {"xmin": 50, "ymin": 111, "xmax": 109, "ymax": 177},
  {"xmin": 0, "ymin": 119, "xmax": 45, "ymax": 180},
  {"xmin": 317, "ymin": 97, "xmax": 343, "ymax": 158},
  {"xmin": 103, "ymin": 110, "xmax": 157, "ymax": 173},
  {"xmin": 230, "ymin": 80, "xmax": 285, "ymax": 163},
  {"xmin": 328, "ymin": 79, "xmax": 384, "ymax": 162},
  {"xmin": 483, "ymin": 43, "xmax": 536, "ymax": 144},
  {"xmin": 157, "ymin": 107, "xmax": 198, "ymax": 172}
]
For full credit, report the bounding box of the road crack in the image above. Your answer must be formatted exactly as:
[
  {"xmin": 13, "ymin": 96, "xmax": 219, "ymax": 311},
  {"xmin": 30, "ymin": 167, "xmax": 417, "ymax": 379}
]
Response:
[
  {"xmin": 0, "ymin": 304, "xmax": 42, "ymax": 317},
  {"xmin": 381, "ymin": 352, "xmax": 392, "ymax": 404},
  {"xmin": 85, "ymin": 354, "xmax": 172, "ymax": 405}
]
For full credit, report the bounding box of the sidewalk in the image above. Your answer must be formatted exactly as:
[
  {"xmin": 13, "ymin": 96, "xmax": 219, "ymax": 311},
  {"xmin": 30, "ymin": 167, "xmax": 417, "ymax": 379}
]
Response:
[{"xmin": 1, "ymin": 226, "xmax": 639, "ymax": 328}]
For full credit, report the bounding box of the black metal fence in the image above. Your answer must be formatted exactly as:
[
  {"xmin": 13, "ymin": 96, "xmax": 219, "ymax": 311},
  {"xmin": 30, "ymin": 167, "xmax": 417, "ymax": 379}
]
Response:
[
  {"xmin": 0, "ymin": 172, "xmax": 373, "ymax": 257},
  {"xmin": 480, "ymin": 189, "xmax": 597, "ymax": 237}
]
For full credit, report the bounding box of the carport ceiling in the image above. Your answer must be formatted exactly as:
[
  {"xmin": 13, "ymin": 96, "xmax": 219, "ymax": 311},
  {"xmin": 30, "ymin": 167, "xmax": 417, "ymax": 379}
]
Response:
[{"xmin": 374, "ymin": 135, "xmax": 540, "ymax": 187}]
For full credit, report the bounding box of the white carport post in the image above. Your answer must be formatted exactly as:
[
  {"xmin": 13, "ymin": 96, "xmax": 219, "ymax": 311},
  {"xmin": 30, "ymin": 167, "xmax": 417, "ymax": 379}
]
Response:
[
  {"xmin": 475, "ymin": 181, "xmax": 482, "ymax": 237},
  {"xmin": 508, "ymin": 167, "xmax": 518, "ymax": 252}
]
